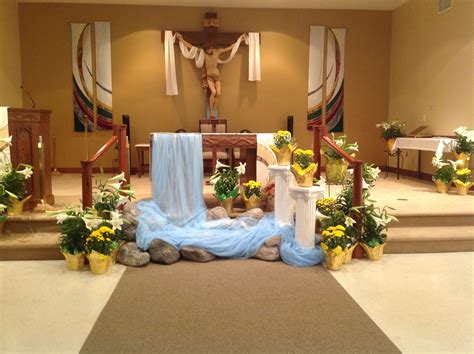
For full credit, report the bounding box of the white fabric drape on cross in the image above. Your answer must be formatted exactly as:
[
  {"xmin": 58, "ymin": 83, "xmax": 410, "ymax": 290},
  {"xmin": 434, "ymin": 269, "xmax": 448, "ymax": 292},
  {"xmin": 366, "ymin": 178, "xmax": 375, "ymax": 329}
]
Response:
[{"xmin": 164, "ymin": 30, "xmax": 261, "ymax": 96}]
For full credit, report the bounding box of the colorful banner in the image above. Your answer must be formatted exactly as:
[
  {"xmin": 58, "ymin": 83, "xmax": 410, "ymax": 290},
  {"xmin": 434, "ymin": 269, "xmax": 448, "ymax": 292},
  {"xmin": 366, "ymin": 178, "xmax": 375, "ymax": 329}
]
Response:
[{"xmin": 307, "ymin": 26, "xmax": 345, "ymax": 132}]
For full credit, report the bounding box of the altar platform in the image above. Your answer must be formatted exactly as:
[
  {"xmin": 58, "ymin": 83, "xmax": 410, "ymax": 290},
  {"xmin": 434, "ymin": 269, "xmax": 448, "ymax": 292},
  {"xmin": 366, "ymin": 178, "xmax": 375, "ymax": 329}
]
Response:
[{"xmin": 0, "ymin": 172, "xmax": 472, "ymax": 260}]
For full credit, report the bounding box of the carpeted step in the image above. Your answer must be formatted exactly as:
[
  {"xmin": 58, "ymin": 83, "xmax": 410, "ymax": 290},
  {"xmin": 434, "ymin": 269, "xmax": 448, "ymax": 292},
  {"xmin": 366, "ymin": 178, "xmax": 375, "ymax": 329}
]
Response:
[{"xmin": 390, "ymin": 213, "xmax": 474, "ymax": 228}]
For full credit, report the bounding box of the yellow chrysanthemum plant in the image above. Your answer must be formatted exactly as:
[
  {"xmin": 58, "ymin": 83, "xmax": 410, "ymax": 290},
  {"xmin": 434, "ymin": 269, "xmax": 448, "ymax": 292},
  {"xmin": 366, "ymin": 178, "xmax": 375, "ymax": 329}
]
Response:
[
  {"xmin": 454, "ymin": 168, "xmax": 472, "ymax": 195},
  {"xmin": 320, "ymin": 225, "xmax": 351, "ymax": 271},
  {"xmin": 85, "ymin": 226, "xmax": 118, "ymax": 256},
  {"xmin": 242, "ymin": 180, "xmax": 263, "ymax": 210},
  {"xmin": 270, "ymin": 130, "xmax": 296, "ymax": 165},
  {"xmin": 291, "ymin": 149, "xmax": 318, "ymax": 187}
]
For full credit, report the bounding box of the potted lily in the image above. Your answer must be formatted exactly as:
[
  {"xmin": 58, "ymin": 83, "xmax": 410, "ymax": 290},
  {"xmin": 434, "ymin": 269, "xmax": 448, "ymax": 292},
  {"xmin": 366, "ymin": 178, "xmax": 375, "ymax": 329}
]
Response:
[
  {"xmin": 270, "ymin": 130, "xmax": 296, "ymax": 165},
  {"xmin": 376, "ymin": 120, "xmax": 406, "ymax": 151},
  {"xmin": 322, "ymin": 134, "xmax": 358, "ymax": 184},
  {"xmin": 431, "ymin": 156, "xmax": 456, "ymax": 193},
  {"xmin": 85, "ymin": 225, "xmax": 118, "ymax": 275},
  {"xmin": 452, "ymin": 126, "xmax": 473, "ymax": 168},
  {"xmin": 320, "ymin": 225, "xmax": 350, "ymax": 271},
  {"xmin": 210, "ymin": 160, "xmax": 246, "ymax": 214},
  {"xmin": 453, "ymin": 168, "xmax": 472, "ymax": 196},
  {"xmin": 2, "ymin": 163, "xmax": 33, "ymax": 215},
  {"xmin": 291, "ymin": 149, "xmax": 318, "ymax": 187},
  {"xmin": 242, "ymin": 180, "xmax": 263, "ymax": 210}
]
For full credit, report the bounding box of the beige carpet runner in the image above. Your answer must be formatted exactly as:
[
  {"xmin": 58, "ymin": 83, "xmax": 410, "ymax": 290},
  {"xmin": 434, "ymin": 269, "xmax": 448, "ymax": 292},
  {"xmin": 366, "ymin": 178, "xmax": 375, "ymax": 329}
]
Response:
[{"xmin": 81, "ymin": 260, "xmax": 400, "ymax": 353}]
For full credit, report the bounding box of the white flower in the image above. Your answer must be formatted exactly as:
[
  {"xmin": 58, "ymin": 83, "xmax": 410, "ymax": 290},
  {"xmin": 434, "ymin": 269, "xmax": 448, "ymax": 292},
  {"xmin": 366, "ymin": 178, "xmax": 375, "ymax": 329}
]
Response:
[
  {"xmin": 0, "ymin": 204, "xmax": 7, "ymax": 213},
  {"xmin": 0, "ymin": 136, "xmax": 12, "ymax": 146},
  {"xmin": 362, "ymin": 179, "xmax": 370, "ymax": 189},
  {"xmin": 345, "ymin": 216, "xmax": 356, "ymax": 227},
  {"xmin": 81, "ymin": 217, "xmax": 102, "ymax": 230},
  {"xmin": 454, "ymin": 126, "xmax": 468, "ymax": 137},
  {"xmin": 431, "ymin": 156, "xmax": 448, "ymax": 169},
  {"xmin": 368, "ymin": 166, "xmax": 381, "ymax": 180},
  {"xmin": 94, "ymin": 191, "xmax": 105, "ymax": 203},
  {"xmin": 235, "ymin": 162, "xmax": 246, "ymax": 175},
  {"xmin": 56, "ymin": 213, "xmax": 71, "ymax": 224},
  {"xmin": 209, "ymin": 174, "xmax": 220, "ymax": 185},
  {"xmin": 107, "ymin": 182, "xmax": 122, "ymax": 190},
  {"xmin": 110, "ymin": 211, "xmax": 124, "ymax": 230},
  {"xmin": 107, "ymin": 172, "xmax": 126, "ymax": 183},
  {"xmin": 17, "ymin": 166, "xmax": 33, "ymax": 179},
  {"xmin": 372, "ymin": 215, "xmax": 387, "ymax": 228},
  {"xmin": 215, "ymin": 160, "xmax": 229, "ymax": 170},
  {"xmin": 467, "ymin": 130, "xmax": 474, "ymax": 143}
]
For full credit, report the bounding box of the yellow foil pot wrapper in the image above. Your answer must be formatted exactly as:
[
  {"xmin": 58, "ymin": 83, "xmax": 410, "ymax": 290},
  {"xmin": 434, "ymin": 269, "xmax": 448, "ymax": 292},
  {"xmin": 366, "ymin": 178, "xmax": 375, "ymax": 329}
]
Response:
[
  {"xmin": 386, "ymin": 138, "xmax": 396, "ymax": 152},
  {"xmin": 242, "ymin": 193, "xmax": 261, "ymax": 211},
  {"xmin": 62, "ymin": 252, "xmax": 85, "ymax": 271},
  {"xmin": 7, "ymin": 195, "xmax": 32, "ymax": 216},
  {"xmin": 219, "ymin": 197, "xmax": 235, "ymax": 215},
  {"xmin": 343, "ymin": 244, "xmax": 356, "ymax": 264},
  {"xmin": 87, "ymin": 251, "xmax": 111, "ymax": 275},
  {"xmin": 361, "ymin": 243, "xmax": 386, "ymax": 261},
  {"xmin": 323, "ymin": 250, "xmax": 345, "ymax": 271},
  {"xmin": 325, "ymin": 158, "xmax": 349, "ymax": 184},
  {"xmin": 455, "ymin": 182, "xmax": 472, "ymax": 196},
  {"xmin": 453, "ymin": 152, "xmax": 470, "ymax": 168},
  {"xmin": 291, "ymin": 164, "xmax": 318, "ymax": 187},
  {"xmin": 109, "ymin": 247, "xmax": 119, "ymax": 265},
  {"xmin": 272, "ymin": 145, "xmax": 293, "ymax": 166},
  {"xmin": 434, "ymin": 179, "xmax": 450, "ymax": 194}
]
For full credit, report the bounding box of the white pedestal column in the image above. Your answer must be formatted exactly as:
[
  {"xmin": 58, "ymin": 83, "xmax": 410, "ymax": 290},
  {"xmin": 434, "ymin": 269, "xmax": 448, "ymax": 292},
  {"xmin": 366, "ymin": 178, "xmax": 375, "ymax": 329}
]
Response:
[
  {"xmin": 289, "ymin": 186, "xmax": 324, "ymax": 248},
  {"xmin": 268, "ymin": 165, "xmax": 293, "ymax": 226}
]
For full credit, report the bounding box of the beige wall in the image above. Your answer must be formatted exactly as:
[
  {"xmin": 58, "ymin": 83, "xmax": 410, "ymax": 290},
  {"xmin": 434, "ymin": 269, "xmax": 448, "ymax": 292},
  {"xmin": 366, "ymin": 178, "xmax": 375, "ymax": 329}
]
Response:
[
  {"xmin": 19, "ymin": 3, "xmax": 392, "ymax": 169},
  {"xmin": 389, "ymin": 0, "xmax": 474, "ymax": 172},
  {"xmin": 0, "ymin": 0, "xmax": 23, "ymax": 107}
]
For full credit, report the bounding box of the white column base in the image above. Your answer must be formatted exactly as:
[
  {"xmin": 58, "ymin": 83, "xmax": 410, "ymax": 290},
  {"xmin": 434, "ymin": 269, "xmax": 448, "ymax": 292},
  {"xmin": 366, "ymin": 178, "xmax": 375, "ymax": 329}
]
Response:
[
  {"xmin": 269, "ymin": 165, "xmax": 293, "ymax": 226},
  {"xmin": 289, "ymin": 185, "xmax": 324, "ymax": 248}
]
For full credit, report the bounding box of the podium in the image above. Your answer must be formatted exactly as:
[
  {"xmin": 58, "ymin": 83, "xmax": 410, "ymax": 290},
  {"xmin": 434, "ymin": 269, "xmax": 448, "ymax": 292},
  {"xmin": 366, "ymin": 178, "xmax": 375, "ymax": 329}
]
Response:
[{"xmin": 7, "ymin": 108, "xmax": 54, "ymax": 210}]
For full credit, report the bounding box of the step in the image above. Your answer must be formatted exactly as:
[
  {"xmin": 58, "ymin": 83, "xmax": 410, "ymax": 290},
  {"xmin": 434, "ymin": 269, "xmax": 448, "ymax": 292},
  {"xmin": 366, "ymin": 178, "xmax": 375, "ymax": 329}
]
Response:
[
  {"xmin": 390, "ymin": 213, "xmax": 474, "ymax": 228},
  {"xmin": 5, "ymin": 213, "xmax": 61, "ymax": 234}
]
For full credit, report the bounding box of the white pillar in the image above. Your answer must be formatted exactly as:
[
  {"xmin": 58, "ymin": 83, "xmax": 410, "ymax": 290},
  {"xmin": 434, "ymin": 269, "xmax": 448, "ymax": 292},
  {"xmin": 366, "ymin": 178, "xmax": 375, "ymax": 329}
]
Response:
[
  {"xmin": 289, "ymin": 186, "xmax": 324, "ymax": 248},
  {"xmin": 268, "ymin": 165, "xmax": 293, "ymax": 226}
]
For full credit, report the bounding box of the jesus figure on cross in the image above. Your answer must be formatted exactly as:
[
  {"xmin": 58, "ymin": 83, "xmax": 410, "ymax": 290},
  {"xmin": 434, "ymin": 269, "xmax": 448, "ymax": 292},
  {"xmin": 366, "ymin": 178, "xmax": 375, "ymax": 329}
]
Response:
[{"xmin": 176, "ymin": 32, "xmax": 246, "ymax": 118}]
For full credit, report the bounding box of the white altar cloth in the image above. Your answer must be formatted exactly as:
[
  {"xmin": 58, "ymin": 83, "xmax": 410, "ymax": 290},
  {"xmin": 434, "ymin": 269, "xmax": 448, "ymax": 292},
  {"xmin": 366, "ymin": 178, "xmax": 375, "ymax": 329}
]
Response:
[{"xmin": 391, "ymin": 137, "xmax": 455, "ymax": 157}]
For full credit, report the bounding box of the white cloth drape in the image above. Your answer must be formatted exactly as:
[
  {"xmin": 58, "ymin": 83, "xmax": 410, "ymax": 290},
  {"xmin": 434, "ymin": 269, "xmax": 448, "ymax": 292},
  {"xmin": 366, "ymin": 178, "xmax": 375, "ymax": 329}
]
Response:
[{"xmin": 164, "ymin": 30, "xmax": 261, "ymax": 96}]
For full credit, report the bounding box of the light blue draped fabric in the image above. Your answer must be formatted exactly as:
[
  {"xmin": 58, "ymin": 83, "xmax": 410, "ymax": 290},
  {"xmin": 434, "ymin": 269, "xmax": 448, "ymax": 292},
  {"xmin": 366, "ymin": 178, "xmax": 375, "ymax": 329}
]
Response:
[{"xmin": 136, "ymin": 133, "xmax": 323, "ymax": 267}]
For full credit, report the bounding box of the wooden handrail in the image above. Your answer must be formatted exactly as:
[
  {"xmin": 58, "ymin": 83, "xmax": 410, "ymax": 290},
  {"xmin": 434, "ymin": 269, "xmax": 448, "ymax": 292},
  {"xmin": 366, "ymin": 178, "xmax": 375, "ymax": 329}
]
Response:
[{"xmin": 81, "ymin": 124, "xmax": 130, "ymax": 208}]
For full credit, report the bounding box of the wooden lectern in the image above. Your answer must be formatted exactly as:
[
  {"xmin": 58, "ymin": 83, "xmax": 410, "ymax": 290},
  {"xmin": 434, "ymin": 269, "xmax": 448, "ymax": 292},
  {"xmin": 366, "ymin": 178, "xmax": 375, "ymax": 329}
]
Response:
[{"xmin": 7, "ymin": 108, "xmax": 54, "ymax": 210}]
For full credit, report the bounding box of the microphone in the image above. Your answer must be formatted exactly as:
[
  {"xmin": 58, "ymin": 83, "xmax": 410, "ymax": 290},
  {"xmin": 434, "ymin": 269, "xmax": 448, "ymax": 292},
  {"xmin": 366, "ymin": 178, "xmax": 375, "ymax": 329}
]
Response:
[{"xmin": 20, "ymin": 85, "xmax": 36, "ymax": 108}]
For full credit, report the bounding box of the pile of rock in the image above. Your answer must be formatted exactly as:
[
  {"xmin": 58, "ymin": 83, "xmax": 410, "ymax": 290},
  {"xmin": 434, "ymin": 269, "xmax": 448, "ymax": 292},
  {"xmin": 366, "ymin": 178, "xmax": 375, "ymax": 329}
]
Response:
[{"xmin": 117, "ymin": 205, "xmax": 282, "ymax": 267}]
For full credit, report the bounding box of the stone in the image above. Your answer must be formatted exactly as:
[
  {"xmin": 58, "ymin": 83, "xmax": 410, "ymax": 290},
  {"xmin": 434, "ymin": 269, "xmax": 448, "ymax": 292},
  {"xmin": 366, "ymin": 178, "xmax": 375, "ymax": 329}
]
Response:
[
  {"xmin": 207, "ymin": 206, "xmax": 228, "ymax": 221},
  {"xmin": 265, "ymin": 236, "xmax": 281, "ymax": 248},
  {"xmin": 242, "ymin": 208, "xmax": 264, "ymax": 220},
  {"xmin": 180, "ymin": 246, "xmax": 216, "ymax": 262},
  {"xmin": 117, "ymin": 242, "xmax": 150, "ymax": 267},
  {"xmin": 149, "ymin": 239, "xmax": 180, "ymax": 264},
  {"xmin": 254, "ymin": 244, "xmax": 280, "ymax": 262},
  {"xmin": 122, "ymin": 224, "xmax": 137, "ymax": 242}
]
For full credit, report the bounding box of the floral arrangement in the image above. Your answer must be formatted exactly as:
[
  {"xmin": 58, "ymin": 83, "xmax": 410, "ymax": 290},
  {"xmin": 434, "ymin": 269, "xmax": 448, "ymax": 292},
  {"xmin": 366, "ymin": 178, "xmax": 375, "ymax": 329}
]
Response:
[
  {"xmin": 85, "ymin": 226, "xmax": 118, "ymax": 256},
  {"xmin": 242, "ymin": 180, "xmax": 262, "ymax": 199},
  {"xmin": 0, "ymin": 163, "xmax": 33, "ymax": 203},
  {"xmin": 291, "ymin": 149, "xmax": 317, "ymax": 176},
  {"xmin": 376, "ymin": 120, "xmax": 406, "ymax": 140},
  {"xmin": 270, "ymin": 130, "xmax": 295, "ymax": 154},
  {"xmin": 431, "ymin": 156, "xmax": 457, "ymax": 184},
  {"xmin": 454, "ymin": 168, "xmax": 471, "ymax": 186},
  {"xmin": 452, "ymin": 126, "xmax": 474, "ymax": 154},
  {"xmin": 320, "ymin": 225, "xmax": 351, "ymax": 256},
  {"xmin": 322, "ymin": 134, "xmax": 359, "ymax": 161},
  {"xmin": 210, "ymin": 160, "xmax": 246, "ymax": 201},
  {"xmin": 93, "ymin": 172, "xmax": 134, "ymax": 216},
  {"xmin": 360, "ymin": 205, "xmax": 396, "ymax": 248}
]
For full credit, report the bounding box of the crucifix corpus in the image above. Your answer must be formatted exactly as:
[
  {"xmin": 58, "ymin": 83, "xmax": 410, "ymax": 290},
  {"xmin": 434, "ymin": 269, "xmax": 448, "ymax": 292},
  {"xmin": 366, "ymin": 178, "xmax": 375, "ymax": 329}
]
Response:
[{"xmin": 164, "ymin": 13, "xmax": 261, "ymax": 118}]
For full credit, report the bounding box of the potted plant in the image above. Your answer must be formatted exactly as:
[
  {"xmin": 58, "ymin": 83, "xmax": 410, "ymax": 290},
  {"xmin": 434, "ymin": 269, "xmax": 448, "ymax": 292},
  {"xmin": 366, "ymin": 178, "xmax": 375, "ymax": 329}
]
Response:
[
  {"xmin": 290, "ymin": 149, "xmax": 318, "ymax": 187},
  {"xmin": 376, "ymin": 120, "xmax": 406, "ymax": 151},
  {"xmin": 453, "ymin": 168, "xmax": 472, "ymax": 196},
  {"xmin": 241, "ymin": 180, "xmax": 263, "ymax": 210},
  {"xmin": 431, "ymin": 157, "xmax": 456, "ymax": 193},
  {"xmin": 359, "ymin": 205, "xmax": 396, "ymax": 261},
  {"xmin": 85, "ymin": 225, "xmax": 117, "ymax": 275},
  {"xmin": 210, "ymin": 160, "xmax": 246, "ymax": 214},
  {"xmin": 2, "ymin": 163, "xmax": 33, "ymax": 215},
  {"xmin": 452, "ymin": 126, "xmax": 473, "ymax": 168},
  {"xmin": 322, "ymin": 134, "xmax": 358, "ymax": 184},
  {"xmin": 269, "ymin": 130, "xmax": 296, "ymax": 165},
  {"xmin": 320, "ymin": 225, "xmax": 350, "ymax": 271}
]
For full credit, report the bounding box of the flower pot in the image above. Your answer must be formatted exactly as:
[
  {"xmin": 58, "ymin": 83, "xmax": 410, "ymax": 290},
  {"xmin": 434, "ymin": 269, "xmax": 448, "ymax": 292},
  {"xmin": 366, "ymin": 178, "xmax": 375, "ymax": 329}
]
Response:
[
  {"xmin": 219, "ymin": 197, "xmax": 235, "ymax": 215},
  {"xmin": 62, "ymin": 251, "xmax": 85, "ymax": 271},
  {"xmin": 87, "ymin": 251, "xmax": 111, "ymax": 275},
  {"xmin": 343, "ymin": 244, "xmax": 356, "ymax": 264},
  {"xmin": 7, "ymin": 195, "xmax": 31, "ymax": 216},
  {"xmin": 453, "ymin": 151, "xmax": 470, "ymax": 168},
  {"xmin": 323, "ymin": 250, "xmax": 345, "ymax": 271},
  {"xmin": 455, "ymin": 182, "xmax": 472, "ymax": 196},
  {"xmin": 242, "ymin": 194, "xmax": 261, "ymax": 211},
  {"xmin": 434, "ymin": 179, "xmax": 450, "ymax": 193},
  {"xmin": 325, "ymin": 158, "xmax": 349, "ymax": 184},
  {"xmin": 386, "ymin": 138, "xmax": 396, "ymax": 152},
  {"xmin": 291, "ymin": 164, "xmax": 318, "ymax": 187},
  {"xmin": 273, "ymin": 145, "xmax": 293, "ymax": 166},
  {"xmin": 360, "ymin": 243, "xmax": 386, "ymax": 261}
]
